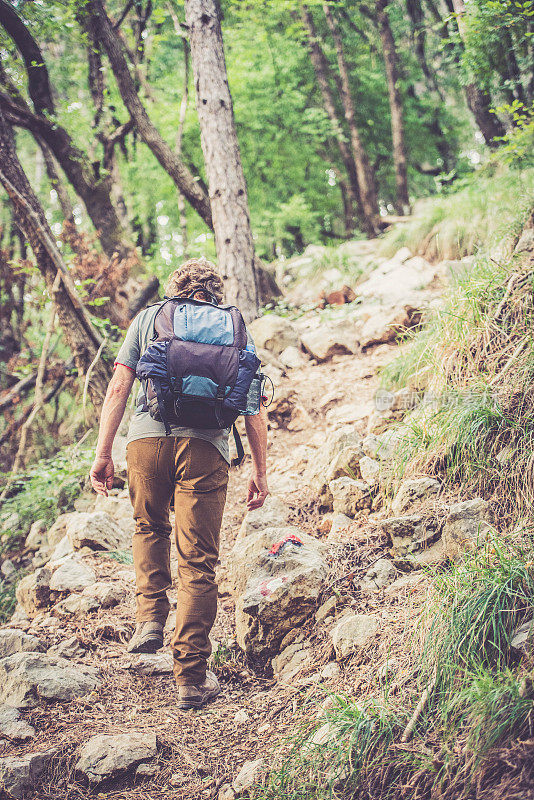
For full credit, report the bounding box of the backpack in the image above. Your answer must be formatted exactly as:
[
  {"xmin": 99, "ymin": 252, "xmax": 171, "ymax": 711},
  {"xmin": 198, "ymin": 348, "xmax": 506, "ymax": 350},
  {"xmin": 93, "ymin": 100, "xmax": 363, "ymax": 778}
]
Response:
[{"xmin": 136, "ymin": 297, "xmax": 261, "ymax": 444}]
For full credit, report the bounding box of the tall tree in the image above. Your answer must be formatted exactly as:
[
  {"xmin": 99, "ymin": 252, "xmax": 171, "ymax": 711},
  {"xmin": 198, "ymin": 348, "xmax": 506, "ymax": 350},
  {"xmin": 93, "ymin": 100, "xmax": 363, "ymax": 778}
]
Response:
[
  {"xmin": 375, "ymin": 0, "xmax": 410, "ymax": 215},
  {"xmin": 322, "ymin": 3, "xmax": 380, "ymax": 234},
  {"xmin": 184, "ymin": 0, "xmax": 259, "ymax": 320}
]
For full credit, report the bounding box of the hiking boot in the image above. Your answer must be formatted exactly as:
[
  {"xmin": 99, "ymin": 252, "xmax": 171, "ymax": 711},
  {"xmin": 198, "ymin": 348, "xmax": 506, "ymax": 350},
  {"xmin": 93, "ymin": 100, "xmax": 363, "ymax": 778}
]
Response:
[
  {"xmin": 127, "ymin": 621, "xmax": 164, "ymax": 654},
  {"xmin": 177, "ymin": 670, "xmax": 221, "ymax": 710}
]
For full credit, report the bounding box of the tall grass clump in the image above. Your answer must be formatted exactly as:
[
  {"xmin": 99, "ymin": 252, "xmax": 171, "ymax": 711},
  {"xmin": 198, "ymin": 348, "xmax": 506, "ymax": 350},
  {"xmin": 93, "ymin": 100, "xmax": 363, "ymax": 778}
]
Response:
[
  {"xmin": 380, "ymin": 205, "xmax": 534, "ymax": 522},
  {"xmin": 379, "ymin": 167, "xmax": 534, "ymax": 262}
]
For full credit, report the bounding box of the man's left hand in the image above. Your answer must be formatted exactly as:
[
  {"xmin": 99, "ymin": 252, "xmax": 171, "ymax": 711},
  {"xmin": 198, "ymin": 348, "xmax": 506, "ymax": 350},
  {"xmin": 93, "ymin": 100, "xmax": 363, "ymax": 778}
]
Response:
[
  {"xmin": 247, "ymin": 473, "xmax": 269, "ymax": 511},
  {"xmin": 90, "ymin": 455, "xmax": 115, "ymax": 497}
]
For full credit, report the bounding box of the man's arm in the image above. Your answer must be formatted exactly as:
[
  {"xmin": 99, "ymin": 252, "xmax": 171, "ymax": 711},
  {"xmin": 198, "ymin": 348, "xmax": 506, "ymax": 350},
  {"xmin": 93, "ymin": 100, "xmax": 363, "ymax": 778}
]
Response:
[
  {"xmin": 90, "ymin": 365, "xmax": 136, "ymax": 496},
  {"xmin": 244, "ymin": 404, "xmax": 269, "ymax": 510}
]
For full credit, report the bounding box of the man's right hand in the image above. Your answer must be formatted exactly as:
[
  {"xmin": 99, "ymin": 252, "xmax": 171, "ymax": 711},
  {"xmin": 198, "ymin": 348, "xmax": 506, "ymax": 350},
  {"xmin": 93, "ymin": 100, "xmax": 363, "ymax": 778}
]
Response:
[
  {"xmin": 247, "ymin": 472, "xmax": 269, "ymax": 510},
  {"xmin": 90, "ymin": 455, "xmax": 115, "ymax": 497}
]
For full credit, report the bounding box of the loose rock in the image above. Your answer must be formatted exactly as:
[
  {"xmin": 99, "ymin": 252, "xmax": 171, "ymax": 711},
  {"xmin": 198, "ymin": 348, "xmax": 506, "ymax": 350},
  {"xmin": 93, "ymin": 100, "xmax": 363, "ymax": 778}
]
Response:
[
  {"xmin": 15, "ymin": 567, "xmax": 52, "ymax": 617},
  {"xmin": 76, "ymin": 733, "xmax": 158, "ymax": 784},
  {"xmin": 360, "ymin": 559, "xmax": 397, "ymax": 590},
  {"xmin": 0, "ymin": 705, "xmax": 35, "ymax": 741},
  {"xmin": 391, "ymin": 477, "xmax": 440, "ymax": 515},
  {"xmin": 66, "ymin": 511, "xmax": 128, "ymax": 551},
  {"xmin": 232, "ymin": 758, "xmax": 264, "ymax": 793},
  {"xmin": 82, "ymin": 581, "xmax": 124, "ymax": 608},
  {"xmin": 441, "ymin": 498, "xmax": 492, "ymax": 559},
  {"xmin": 0, "ymin": 630, "xmax": 44, "ymax": 659},
  {"xmin": 329, "ymin": 477, "xmax": 371, "ymax": 517},
  {"xmin": 0, "ymin": 748, "xmax": 56, "ymax": 799},
  {"xmin": 127, "ymin": 654, "xmax": 174, "ymax": 675},
  {"xmin": 25, "ymin": 521, "xmax": 47, "ymax": 551},
  {"xmin": 237, "ymin": 496, "xmax": 292, "ymax": 540},
  {"xmin": 0, "ymin": 652, "xmax": 100, "ymax": 708},
  {"xmin": 331, "ymin": 614, "xmax": 379, "ymax": 659},
  {"xmin": 248, "ymin": 315, "xmax": 300, "ymax": 356},
  {"xmin": 49, "ymin": 558, "xmax": 96, "ymax": 592}
]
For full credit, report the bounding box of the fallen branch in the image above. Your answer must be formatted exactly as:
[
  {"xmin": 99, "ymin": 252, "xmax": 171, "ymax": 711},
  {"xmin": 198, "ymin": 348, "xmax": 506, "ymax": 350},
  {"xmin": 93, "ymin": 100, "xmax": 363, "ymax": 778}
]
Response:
[{"xmin": 400, "ymin": 670, "xmax": 437, "ymax": 743}]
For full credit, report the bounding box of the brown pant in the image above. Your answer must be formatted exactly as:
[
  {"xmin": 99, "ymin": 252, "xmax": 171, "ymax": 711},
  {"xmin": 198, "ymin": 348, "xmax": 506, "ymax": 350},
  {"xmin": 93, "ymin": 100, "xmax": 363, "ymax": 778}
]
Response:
[{"xmin": 126, "ymin": 437, "xmax": 228, "ymax": 685}]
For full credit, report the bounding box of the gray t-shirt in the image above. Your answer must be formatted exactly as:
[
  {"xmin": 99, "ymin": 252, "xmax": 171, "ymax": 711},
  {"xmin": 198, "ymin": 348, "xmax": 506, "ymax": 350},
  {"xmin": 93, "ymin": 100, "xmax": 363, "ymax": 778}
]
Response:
[{"xmin": 115, "ymin": 303, "xmax": 259, "ymax": 464}]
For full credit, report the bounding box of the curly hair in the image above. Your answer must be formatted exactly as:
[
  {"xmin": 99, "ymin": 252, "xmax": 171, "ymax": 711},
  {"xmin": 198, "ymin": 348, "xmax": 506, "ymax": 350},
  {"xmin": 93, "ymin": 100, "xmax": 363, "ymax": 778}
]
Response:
[{"xmin": 165, "ymin": 258, "xmax": 224, "ymax": 304}]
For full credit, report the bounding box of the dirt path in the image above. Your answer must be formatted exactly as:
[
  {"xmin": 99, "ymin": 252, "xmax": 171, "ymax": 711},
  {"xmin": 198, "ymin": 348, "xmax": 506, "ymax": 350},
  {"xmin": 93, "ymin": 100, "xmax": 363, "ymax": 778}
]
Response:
[{"xmin": 2, "ymin": 306, "xmax": 428, "ymax": 800}]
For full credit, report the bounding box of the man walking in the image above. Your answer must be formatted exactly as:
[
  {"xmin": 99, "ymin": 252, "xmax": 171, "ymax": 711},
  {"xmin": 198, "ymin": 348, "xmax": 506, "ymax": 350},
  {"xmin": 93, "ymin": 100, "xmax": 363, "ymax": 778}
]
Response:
[{"xmin": 89, "ymin": 259, "xmax": 268, "ymax": 709}]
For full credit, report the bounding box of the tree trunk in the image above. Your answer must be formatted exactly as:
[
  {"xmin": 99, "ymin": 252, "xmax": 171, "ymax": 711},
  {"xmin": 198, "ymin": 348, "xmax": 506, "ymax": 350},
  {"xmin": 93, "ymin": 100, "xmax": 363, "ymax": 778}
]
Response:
[
  {"xmin": 451, "ymin": 0, "xmax": 505, "ymax": 147},
  {"xmin": 0, "ymin": 109, "xmax": 111, "ymax": 409},
  {"xmin": 184, "ymin": 0, "xmax": 258, "ymax": 321},
  {"xmin": 376, "ymin": 0, "xmax": 410, "ymax": 215},
  {"xmin": 300, "ymin": 5, "xmax": 364, "ymax": 234},
  {"xmin": 322, "ymin": 3, "xmax": 380, "ymax": 234},
  {"xmin": 88, "ymin": 0, "xmax": 213, "ymax": 230},
  {"xmin": 0, "ymin": 1, "xmax": 136, "ymax": 262},
  {"xmin": 168, "ymin": 3, "xmax": 191, "ymax": 258}
]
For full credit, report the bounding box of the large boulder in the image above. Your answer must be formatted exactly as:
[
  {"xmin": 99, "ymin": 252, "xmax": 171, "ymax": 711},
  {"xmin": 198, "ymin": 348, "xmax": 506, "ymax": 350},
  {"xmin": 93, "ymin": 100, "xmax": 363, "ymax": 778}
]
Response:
[
  {"xmin": 0, "ymin": 652, "xmax": 100, "ymax": 708},
  {"xmin": 46, "ymin": 512, "xmax": 79, "ymax": 547},
  {"xmin": 306, "ymin": 428, "xmax": 365, "ymax": 509},
  {"xmin": 91, "ymin": 493, "xmax": 135, "ymax": 536},
  {"xmin": 391, "ymin": 477, "xmax": 441, "ymax": 515},
  {"xmin": 66, "ymin": 512, "xmax": 128, "ymax": 551},
  {"xmin": 49, "ymin": 558, "xmax": 96, "ymax": 592},
  {"xmin": 359, "ymin": 303, "xmax": 423, "ymax": 350},
  {"xmin": 24, "ymin": 521, "xmax": 47, "ymax": 551},
  {"xmin": 234, "ymin": 528, "xmax": 326, "ymax": 659},
  {"xmin": 356, "ymin": 255, "xmax": 437, "ymax": 305},
  {"xmin": 238, "ymin": 496, "xmax": 292, "ymax": 540},
  {"xmin": 301, "ymin": 323, "xmax": 358, "ymax": 362},
  {"xmin": 381, "ymin": 514, "xmax": 444, "ymax": 568},
  {"xmin": 329, "ymin": 477, "xmax": 372, "ymax": 517},
  {"xmin": 331, "ymin": 614, "xmax": 379, "ymax": 659},
  {"xmin": 15, "ymin": 567, "xmax": 52, "ymax": 617},
  {"xmin": 0, "ymin": 630, "xmax": 44, "ymax": 659},
  {"xmin": 76, "ymin": 733, "xmax": 158, "ymax": 784},
  {"xmin": 441, "ymin": 499, "xmax": 492, "ymax": 560},
  {"xmin": 0, "ymin": 748, "xmax": 56, "ymax": 799},
  {"xmin": 248, "ymin": 315, "xmax": 300, "ymax": 356}
]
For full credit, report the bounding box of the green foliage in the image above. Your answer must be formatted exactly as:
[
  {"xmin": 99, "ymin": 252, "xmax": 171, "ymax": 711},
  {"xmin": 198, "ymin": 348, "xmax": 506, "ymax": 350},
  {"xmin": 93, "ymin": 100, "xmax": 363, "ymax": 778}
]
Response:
[
  {"xmin": 494, "ymin": 101, "xmax": 534, "ymax": 167},
  {"xmin": 0, "ymin": 445, "xmax": 94, "ymax": 543}
]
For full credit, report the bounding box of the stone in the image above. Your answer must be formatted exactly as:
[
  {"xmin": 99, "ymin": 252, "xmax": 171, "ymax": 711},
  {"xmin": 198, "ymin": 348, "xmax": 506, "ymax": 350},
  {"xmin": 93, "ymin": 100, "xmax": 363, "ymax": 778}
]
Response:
[
  {"xmin": 309, "ymin": 443, "xmax": 365, "ymax": 510},
  {"xmin": 237, "ymin": 496, "xmax": 292, "ymax": 540},
  {"xmin": 65, "ymin": 511, "xmax": 128, "ymax": 551},
  {"xmin": 15, "ymin": 567, "xmax": 52, "ymax": 617},
  {"xmin": 511, "ymin": 619, "xmax": 534, "ymax": 655},
  {"xmin": 441, "ymin": 499, "xmax": 492, "ymax": 560},
  {"xmin": 327, "ymin": 513, "xmax": 357, "ymax": 543},
  {"xmin": 82, "ymin": 581, "xmax": 124, "ymax": 608},
  {"xmin": 384, "ymin": 572, "xmax": 427, "ymax": 596},
  {"xmin": 234, "ymin": 709, "xmax": 249, "ymax": 724},
  {"xmin": 49, "ymin": 558, "xmax": 96, "ymax": 592},
  {"xmin": 234, "ymin": 528, "xmax": 326, "ymax": 659},
  {"xmin": 320, "ymin": 662, "xmax": 341, "ymax": 680},
  {"xmin": 391, "ymin": 477, "xmax": 441, "ymax": 515},
  {"xmin": 25, "ymin": 521, "xmax": 46, "ymax": 551},
  {"xmin": 329, "ymin": 477, "xmax": 371, "ymax": 517},
  {"xmin": 0, "ymin": 630, "xmax": 44, "ymax": 658},
  {"xmin": 378, "ymin": 658, "xmax": 399, "ymax": 680},
  {"xmin": 331, "ymin": 614, "xmax": 379, "ymax": 659},
  {"xmin": 359, "ymin": 456, "xmax": 380, "ymax": 487},
  {"xmin": 223, "ymin": 525, "xmax": 325, "ymax": 598},
  {"xmin": 232, "ymin": 758, "xmax": 264, "ymax": 793},
  {"xmin": 135, "ymin": 762, "xmax": 160, "ymax": 778},
  {"xmin": 1, "ymin": 561, "xmax": 16, "ymax": 581},
  {"xmin": 219, "ymin": 783, "xmax": 236, "ymax": 800},
  {"xmin": 49, "ymin": 535, "xmax": 74, "ymax": 564},
  {"xmin": 279, "ymin": 345, "xmax": 308, "ymax": 369},
  {"xmin": 53, "ymin": 594, "xmax": 101, "ymax": 616},
  {"xmin": 76, "ymin": 733, "xmax": 158, "ymax": 784},
  {"xmin": 0, "ymin": 705, "xmax": 35, "ymax": 741},
  {"xmin": 301, "ymin": 323, "xmax": 357, "ymax": 362},
  {"xmin": 359, "ymin": 303, "xmax": 423, "ymax": 350},
  {"xmin": 48, "ymin": 636, "xmax": 85, "ymax": 659},
  {"xmin": 91, "ymin": 493, "xmax": 135, "ymax": 536},
  {"xmin": 272, "ymin": 642, "xmax": 311, "ymax": 683},
  {"xmin": 0, "ymin": 748, "xmax": 56, "ymax": 799},
  {"xmin": 248, "ymin": 315, "xmax": 300, "ymax": 356},
  {"xmin": 310, "ymin": 722, "xmax": 334, "ymax": 746},
  {"xmin": 381, "ymin": 514, "xmax": 442, "ymax": 567},
  {"xmin": 127, "ymin": 654, "xmax": 174, "ymax": 674},
  {"xmin": 267, "ymin": 386, "xmax": 311, "ymax": 431},
  {"xmin": 361, "ymin": 430, "xmax": 402, "ymax": 461},
  {"xmin": 360, "ymin": 559, "xmax": 397, "ymax": 591},
  {"xmin": 0, "ymin": 652, "xmax": 100, "ymax": 708},
  {"xmin": 315, "ymin": 596, "xmax": 337, "ymax": 624},
  {"xmin": 46, "ymin": 512, "xmax": 79, "ymax": 547}
]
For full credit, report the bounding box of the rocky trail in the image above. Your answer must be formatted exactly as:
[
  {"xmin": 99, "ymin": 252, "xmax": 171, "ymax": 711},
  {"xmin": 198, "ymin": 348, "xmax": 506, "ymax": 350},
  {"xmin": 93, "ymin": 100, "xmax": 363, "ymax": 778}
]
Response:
[{"xmin": 0, "ymin": 240, "xmax": 490, "ymax": 800}]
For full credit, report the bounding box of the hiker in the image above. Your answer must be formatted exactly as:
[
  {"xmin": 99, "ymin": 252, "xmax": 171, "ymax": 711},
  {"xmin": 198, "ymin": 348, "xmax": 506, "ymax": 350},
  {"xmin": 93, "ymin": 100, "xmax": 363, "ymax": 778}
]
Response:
[{"xmin": 89, "ymin": 259, "xmax": 269, "ymax": 709}]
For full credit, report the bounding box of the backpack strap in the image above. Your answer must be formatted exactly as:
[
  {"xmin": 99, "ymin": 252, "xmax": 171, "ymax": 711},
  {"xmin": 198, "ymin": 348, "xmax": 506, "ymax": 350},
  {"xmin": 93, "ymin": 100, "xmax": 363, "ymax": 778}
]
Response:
[
  {"xmin": 229, "ymin": 307, "xmax": 247, "ymax": 349},
  {"xmin": 231, "ymin": 424, "xmax": 245, "ymax": 467}
]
